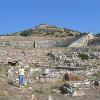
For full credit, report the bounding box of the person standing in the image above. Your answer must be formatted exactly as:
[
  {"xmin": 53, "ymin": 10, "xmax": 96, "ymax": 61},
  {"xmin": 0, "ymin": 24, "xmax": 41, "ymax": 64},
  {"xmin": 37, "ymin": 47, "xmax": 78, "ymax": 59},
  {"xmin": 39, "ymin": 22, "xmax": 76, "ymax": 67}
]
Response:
[
  {"xmin": 44, "ymin": 66, "xmax": 50, "ymax": 78},
  {"xmin": 18, "ymin": 65, "xmax": 25, "ymax": 90}
]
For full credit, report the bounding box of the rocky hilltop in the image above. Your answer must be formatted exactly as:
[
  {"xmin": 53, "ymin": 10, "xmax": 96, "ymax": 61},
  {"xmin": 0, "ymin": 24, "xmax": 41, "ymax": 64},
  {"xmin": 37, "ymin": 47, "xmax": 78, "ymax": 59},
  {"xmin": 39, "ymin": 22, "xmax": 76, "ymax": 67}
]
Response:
[{"xmin": 14, "ymin": 24, "xmax": 81, "ymax": 37}]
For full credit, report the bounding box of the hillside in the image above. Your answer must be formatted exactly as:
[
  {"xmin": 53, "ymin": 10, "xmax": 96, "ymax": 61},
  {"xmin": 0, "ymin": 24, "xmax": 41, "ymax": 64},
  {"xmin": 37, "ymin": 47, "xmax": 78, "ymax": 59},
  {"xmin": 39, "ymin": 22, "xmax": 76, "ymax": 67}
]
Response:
[
  {"xmin": 12, "ymin": 24, "xmax": 81, "ymax": 37},
  {"xmin": 0, "ymin": 24, "xmax": 99, "ymax": 100}
]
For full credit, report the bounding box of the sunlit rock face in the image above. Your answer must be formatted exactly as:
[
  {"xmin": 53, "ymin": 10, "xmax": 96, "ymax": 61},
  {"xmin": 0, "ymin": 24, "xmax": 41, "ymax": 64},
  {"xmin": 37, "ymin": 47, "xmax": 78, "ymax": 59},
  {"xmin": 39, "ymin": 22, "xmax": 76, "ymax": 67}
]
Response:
[{"xmin": 68, "ymin": 32, "xmax": 94, "ymax": 47}]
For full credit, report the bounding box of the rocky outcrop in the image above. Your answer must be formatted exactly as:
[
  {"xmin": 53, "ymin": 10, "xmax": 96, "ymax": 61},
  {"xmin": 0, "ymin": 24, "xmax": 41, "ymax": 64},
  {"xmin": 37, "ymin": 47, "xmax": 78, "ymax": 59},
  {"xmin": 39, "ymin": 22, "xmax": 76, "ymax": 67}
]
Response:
[{"xmin": 68, "ymin": 33, "xmax": 94, "ymax": 47}]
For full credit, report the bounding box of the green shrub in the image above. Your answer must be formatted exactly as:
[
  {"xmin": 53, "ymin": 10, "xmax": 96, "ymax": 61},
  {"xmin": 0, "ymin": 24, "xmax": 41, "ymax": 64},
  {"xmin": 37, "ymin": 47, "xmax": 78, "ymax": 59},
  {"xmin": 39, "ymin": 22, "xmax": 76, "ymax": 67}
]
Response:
[
  {"xmin": 78, "ymin": 53, "xmax": 89, "ymax": 60},
  {"xmin": 92, "ymin": 72, "xmax": 100, "ymax": 80}
]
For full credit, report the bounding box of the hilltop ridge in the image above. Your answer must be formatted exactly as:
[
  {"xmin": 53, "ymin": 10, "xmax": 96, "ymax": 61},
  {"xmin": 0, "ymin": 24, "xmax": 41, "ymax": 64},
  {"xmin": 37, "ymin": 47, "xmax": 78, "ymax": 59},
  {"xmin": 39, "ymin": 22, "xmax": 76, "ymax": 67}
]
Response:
[{"xmin": 12, "ymin": 24, "xmax": 81, "ymax": 37}]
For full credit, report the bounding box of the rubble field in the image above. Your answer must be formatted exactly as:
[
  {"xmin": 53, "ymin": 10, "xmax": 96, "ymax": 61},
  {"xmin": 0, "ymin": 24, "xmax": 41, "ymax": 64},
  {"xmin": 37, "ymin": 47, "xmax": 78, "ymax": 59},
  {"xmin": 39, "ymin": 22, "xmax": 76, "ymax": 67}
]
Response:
[{"xmin": 0, "ymin": 46, "xmax": 100, "ymax": 100}]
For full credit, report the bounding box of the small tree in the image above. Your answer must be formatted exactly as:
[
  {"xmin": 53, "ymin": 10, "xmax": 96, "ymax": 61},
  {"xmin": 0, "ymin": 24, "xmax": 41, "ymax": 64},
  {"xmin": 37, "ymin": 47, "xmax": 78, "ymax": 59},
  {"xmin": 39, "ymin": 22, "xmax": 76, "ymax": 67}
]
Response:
[{"xmin": 78, "ymin": 53, "xmax": 89, "ymax": 60}]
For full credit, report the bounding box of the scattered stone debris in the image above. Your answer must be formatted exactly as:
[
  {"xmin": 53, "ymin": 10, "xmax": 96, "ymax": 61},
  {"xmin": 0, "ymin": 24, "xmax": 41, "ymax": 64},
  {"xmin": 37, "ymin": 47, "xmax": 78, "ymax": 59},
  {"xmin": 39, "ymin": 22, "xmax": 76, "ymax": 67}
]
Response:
[
  {"xmin": 59, "ymin": 83, "xmax": 74, "ymax": 96},
  {"xmin": 73, "ymin": 89, "xmax": 85, "ymax": 96}
]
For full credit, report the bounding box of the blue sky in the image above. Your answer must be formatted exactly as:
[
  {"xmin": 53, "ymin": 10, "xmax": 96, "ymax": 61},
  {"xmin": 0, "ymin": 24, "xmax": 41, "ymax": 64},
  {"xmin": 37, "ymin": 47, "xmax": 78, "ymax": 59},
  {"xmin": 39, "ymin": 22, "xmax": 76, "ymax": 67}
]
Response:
[{"xmin": 0, "ymin": 0, "xmax": 100, "ymax": 35}]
